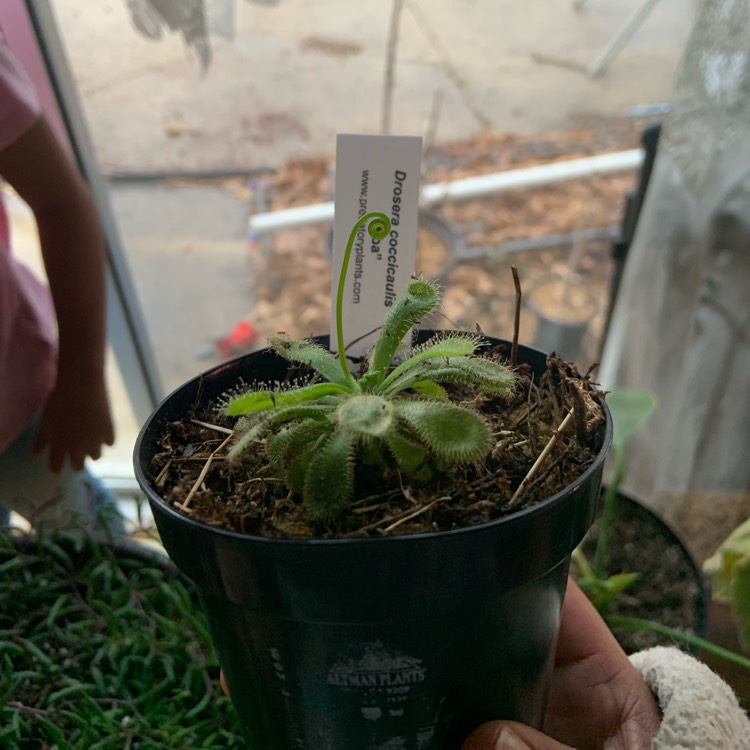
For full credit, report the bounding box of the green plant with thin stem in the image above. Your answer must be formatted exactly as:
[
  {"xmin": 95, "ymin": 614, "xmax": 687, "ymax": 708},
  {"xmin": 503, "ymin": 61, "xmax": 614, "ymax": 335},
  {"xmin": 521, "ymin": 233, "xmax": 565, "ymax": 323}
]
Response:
[
  {"xmin": 222, "ymin": 211, "xmax": 515, "ymax": 521},
  {"xmin": 573, "ymin": 389, "xmax": 750, "ymax": 672},
  {"xmin": 705, "ymin": 518, "xmax": 750, "ymax": 651},
  {"xmin": 573, "ymin": 389, "xmax": 657, "ymax": 613}
]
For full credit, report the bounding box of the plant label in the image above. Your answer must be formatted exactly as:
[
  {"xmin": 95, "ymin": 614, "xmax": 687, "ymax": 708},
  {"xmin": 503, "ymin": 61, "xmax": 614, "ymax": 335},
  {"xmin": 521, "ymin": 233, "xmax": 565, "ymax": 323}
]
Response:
[{"xmin": 331, "ymin": 133, "xmax": 423, "ymax": 360}]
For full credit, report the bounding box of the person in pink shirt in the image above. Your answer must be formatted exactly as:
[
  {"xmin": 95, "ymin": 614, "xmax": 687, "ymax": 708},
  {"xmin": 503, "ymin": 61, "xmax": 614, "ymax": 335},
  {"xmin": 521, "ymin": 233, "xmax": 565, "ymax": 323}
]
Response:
[{"xmin": 0, "ymin": 31, "xmax": 122, "ymax": 533}]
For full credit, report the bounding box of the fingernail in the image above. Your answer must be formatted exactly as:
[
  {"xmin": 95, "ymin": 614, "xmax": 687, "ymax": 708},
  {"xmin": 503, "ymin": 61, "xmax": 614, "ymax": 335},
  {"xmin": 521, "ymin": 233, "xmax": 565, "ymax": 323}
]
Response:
[{"xmin": 497, "ymin": 727, "xmax": 531, "ymax": 750}]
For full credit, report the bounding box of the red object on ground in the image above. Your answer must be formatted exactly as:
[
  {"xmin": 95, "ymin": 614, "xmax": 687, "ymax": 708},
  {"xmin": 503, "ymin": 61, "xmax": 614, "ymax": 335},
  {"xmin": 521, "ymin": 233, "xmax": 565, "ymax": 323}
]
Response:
[{"xmin": 215, "ymin": 320, "xmax": 256, "ymax": 357}]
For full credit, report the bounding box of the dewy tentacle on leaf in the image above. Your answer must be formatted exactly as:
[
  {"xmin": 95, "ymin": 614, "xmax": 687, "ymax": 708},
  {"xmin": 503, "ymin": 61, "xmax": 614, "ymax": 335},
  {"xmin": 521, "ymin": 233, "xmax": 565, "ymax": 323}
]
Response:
[
  {"xmin": 366, "ymin": 279, "xmax": 438, "ymax": 385},
  {"xmin": 224, "ymin": 382, "xmax": 349, "ymax": 416},
  {"xmin": 228, "ymin": 404, "xmax": 335, "ymax": 462},
  {"xmin": 304, "ymin": 429, "xmax": 355, "ymax": 520},
  {"xmin": 336, "ymin": 395, "xmax": 394, "ymax": 438},
  {"xmin": 268, "ymin": 335, "xmax": 352, "ymax": 387},
  {"xmin": 266, "ymin": 420, "xmax": 332, "ymax": 472},
  {"xmin": 379, "ymin": 333, "xmax": 481, "ymax": 391},
  {"xmin": 393, "ymin": 400, "xmax": 491, "ymax": 462}
]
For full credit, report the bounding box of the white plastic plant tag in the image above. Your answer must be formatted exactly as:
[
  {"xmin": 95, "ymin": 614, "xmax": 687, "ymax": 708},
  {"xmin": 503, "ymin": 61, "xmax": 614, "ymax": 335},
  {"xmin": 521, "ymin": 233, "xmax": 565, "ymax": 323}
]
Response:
[{"xmin": 331, "ymin": 133, "xmax": 423, "ymax": 361}]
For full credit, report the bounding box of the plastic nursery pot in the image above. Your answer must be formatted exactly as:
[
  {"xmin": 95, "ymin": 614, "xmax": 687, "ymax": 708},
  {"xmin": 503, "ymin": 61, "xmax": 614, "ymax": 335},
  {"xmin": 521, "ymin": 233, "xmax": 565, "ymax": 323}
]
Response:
[
  {"xmin": 527, "ymin": 275, "xmax": 599, "ymax": 363},
  {"xmin": 589, "ymin": 492, "xmax": 710, "ymax": 650},
  {"xmin": 134, "ymin": 332, "xmax": 612, "ymax": 750}
]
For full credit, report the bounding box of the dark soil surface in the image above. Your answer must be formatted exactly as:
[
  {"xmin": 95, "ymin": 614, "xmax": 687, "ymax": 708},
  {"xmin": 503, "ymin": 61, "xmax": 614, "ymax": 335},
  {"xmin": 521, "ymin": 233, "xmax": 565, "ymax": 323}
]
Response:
[
  {"xmin": 147, "ymin": 345, "xmax": 607, "ymax": 540},
  {"xmin": 576, "ymin": 494, "xmax": 708, "ymax": 654}
]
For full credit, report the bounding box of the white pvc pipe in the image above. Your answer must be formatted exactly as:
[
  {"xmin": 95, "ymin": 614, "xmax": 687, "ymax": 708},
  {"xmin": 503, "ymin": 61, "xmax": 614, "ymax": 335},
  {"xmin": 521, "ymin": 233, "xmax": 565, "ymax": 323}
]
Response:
[
  {"xmin": 249, "ymin": 201, "xmax": 334, "ymax": 235},
  {"xmin": 248, "ymin": 148, "xmax": 644, "ymax": 236}
]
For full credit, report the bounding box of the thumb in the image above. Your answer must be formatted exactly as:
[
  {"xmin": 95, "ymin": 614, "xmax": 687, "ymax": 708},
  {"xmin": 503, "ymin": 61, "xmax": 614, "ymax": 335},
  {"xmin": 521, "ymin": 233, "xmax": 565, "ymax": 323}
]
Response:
[{"xmin": 462, "ymin": 721, "xmax": 575, "ymax": 750}]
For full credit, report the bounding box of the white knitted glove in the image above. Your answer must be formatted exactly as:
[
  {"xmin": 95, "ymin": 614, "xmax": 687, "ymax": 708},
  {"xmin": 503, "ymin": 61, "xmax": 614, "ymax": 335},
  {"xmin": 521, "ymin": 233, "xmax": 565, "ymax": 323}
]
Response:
[{"xmin": 629, "ymin": 646, "xmax": 750, "ymax": 749}]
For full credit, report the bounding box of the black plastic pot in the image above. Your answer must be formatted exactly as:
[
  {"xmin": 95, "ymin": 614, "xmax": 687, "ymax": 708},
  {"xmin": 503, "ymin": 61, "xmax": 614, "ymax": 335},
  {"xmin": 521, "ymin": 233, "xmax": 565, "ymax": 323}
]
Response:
[
  {"xmin": 582, "ymin": 492, "xmax": 710, "ymax": 653},
  {"xmin": 134, "ymin": 333, "xmax": 612, "ymax": 749},
  {"xmin": 527, "ymin": 276, "xmax": 598, "ymax": 363}
]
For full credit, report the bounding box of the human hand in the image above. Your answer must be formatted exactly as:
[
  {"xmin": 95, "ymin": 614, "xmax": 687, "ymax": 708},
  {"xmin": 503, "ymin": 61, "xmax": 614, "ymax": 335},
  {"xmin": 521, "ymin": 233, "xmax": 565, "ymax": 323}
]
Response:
[
  {"xmin": 461, "ymin": 578, "xmax": 660, "ymax": 750},
  {"xmin": 34, "ymin": 368, "xmax": 114, "ymax": 473}
]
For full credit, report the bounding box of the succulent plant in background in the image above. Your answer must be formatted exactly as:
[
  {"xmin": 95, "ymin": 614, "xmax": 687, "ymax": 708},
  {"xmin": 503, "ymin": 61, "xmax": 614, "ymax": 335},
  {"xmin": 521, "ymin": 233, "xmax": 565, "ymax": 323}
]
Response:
[
  {"xmin": 705, "ymin": 519, "xmax": 750, "ymax": 652},
  {"xmin": 222, "ymin": 211, "xmax": 515, "ymax": 521}
]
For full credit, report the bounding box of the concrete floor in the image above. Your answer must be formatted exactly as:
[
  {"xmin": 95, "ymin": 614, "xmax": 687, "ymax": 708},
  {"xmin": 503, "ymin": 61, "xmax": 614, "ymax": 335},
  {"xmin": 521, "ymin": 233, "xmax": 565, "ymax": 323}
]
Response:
[
  {"xmin": 51, "ymin": 0, "xmax": 694, "ymax": 173},
  {"xmin": 109, "ymin": 183, "xmax": 253, "ymax": 390}
]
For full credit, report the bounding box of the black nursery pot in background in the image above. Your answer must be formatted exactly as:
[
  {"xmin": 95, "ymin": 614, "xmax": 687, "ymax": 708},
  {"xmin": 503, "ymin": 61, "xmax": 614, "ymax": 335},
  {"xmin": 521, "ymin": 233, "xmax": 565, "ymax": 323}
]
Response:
[
  {"xmin": 134, "ymin": 334, "xmax": 612, "ymax": 750},
  {"xmin": 527, "ymin": 276, "xmax": 599, "ymax": 364},
  {"xmin": 590, "ymin": 492, "xmax": 710, "ymax": 653}
]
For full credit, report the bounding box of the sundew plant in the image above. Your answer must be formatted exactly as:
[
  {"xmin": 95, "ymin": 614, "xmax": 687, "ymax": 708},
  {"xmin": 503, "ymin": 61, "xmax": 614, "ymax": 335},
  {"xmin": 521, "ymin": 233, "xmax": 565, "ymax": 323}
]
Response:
[{"xmin": 222, "ymin": 212, "xmax": 515, "ymax": 521}]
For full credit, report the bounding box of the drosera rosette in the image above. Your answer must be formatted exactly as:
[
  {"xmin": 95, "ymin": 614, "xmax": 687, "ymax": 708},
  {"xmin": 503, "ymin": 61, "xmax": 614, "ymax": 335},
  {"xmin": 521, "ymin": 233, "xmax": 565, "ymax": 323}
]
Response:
[{"xmin": 221, "ymin": 212, "xmax": 516, "ymax": 522}]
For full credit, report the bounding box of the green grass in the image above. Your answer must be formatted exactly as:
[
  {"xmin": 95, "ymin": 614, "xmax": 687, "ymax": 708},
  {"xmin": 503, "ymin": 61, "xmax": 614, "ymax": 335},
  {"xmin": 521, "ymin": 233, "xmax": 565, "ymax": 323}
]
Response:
[{"xmin": 0, "ymin": 529, "xmax": 246, "ymax": 749}]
